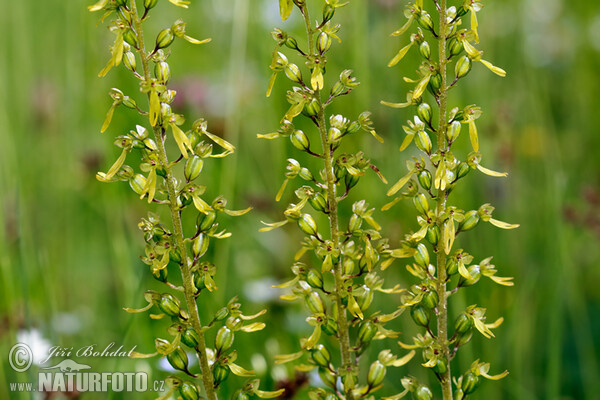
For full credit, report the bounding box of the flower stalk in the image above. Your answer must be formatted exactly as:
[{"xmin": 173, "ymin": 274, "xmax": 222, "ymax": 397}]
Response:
[{"xmin": 383, "ymin": 0, "xmax": 517, "ymax": 398}]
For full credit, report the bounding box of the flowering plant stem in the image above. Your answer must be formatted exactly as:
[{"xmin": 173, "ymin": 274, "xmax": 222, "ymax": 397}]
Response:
[
  {"xmin": 434, "ymin": 1, "xmax": 452, "ymax": 398},
  {"xmin": 127, "ymin": 2, "xmax": 217, "ymax": 398},
  {"xmin": 301, "ymin": 5, "xmax": 356, "ymax": 397}
]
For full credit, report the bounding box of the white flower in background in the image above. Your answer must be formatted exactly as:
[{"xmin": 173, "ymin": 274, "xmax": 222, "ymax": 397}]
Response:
[{"xmin": 16, "ymin": 329, "xmax": 52, "ymax": 366}]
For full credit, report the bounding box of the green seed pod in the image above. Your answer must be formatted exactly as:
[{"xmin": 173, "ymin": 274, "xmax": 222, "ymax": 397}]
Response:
[
  {"xmin": 215, "ymin": 327, "xmax": 234, "ymax": 352},
  {"xmin": 167, "ymin": 347, "xmax": 189, "ymax": 372},
  {"xmin": 184, "ymin": 156, "xmax": 204, "ymax": 181},
  {"xmin": 330, "ymin": 80, "xmax": 345, "ymax": 97},
  {"xmin": 417, "ymin": 11, "xmax": 434, "ymax": 32},
  {"xmin": 344, "ymin": 173, "xmax": 360, "ymax": 190},
  {"xmin": 417, "ymin": 103, "xmax": 432, "ymax": 125},
  {"xmin": 457, "ymin": 329, "xmax": 473, "ymax": 347},
  {"xmin": 446, "ymin": 258, "xmax": 458, "ymax": 275},
  {"xmin": 447, "ymin": 37, "xmax": 464, "ymax": 57},
  {"xmin": 356, "ymin": 287, "xmax": 374, "ymax": 311},
  {"xmin": 421, "ymin": 290, "xmax": 439, "ymax": 309},
  {"xmin": 367, "ymin": 360, "xmax": 386, "ymax": 387},
  {"xmin": 459, "ymin": 265, "xmax": 481, "ymax": 287},
  {"xmin": 122, "ymin": 96, "xmax": 137, "ymax": 110},
  {"xmin": 415, "ymin": 385, "xmax": 434, "ymax": 400},
  {"xmin": 299, "ymin": 167, "xmax": 314, "ymax": 181},
  {"xmin": 348, "ymin": 214, "xmax": 362, "ymax": 234},
  {"xmin": 433, "ymin": 358, "xmax": 448, "ymax": 375},
  {"xmin": 284, "ymin": 63, "xmax": 303, "ymax": 84},
  {"xmin": 410, "ymin": 304, "xmax": 430, "ymax": 327},
  {"xmin": 454, "ymin": 388, "xmax": 465, "ymax": 400},
  {"xmin": 307, "ymin": 269, "xmax": 323, "ymax": 289},
  {"xmin": 317, "ymin": 32, "xmax": 332, "ymax": 53},
  {"xmin": 284, "ymin": 36, "xmax": 299, "ymax": 51},
  {"xmin": 429, "ymin": 73, "xmax": 442, "ymax": 93},
  {"xmin": 129, "ymin": 174, "xmax": 147, "ymax": 195},
  {"xmin": 358, "ymin": 320, "xmax": 378, "ymax": 344},
  {"xmin": 152, "ymin": 267, "xmax": 168, "ymax": 283},
  {"xmin": 179, "ymin": 381, "xmax": 200, "ymax": 400},
  {"xmin": 192, "ymin": 233, "xmax": 210, "ymax": 258},
  {"xmin": 328, "ymin": 127, "xmax": 343, "ymax": 143},
  {"xmin": 417, "ymin": 170, "xmax": 432, "ymax": 190},
  {"xmin": 303, "ymin": 98, "xmax": 320, "ymax": 117},
  {"xmin": 214, "ymin": 307, "xmax": 230, "ymax": 321},
  {"xmin": 181, "ymin": 327, "xmax": 200, "ymax": 348},
  {"xmin": 155, "ymin": 29, "xmax": 175, "ymax": 50},
  {"xmin": 123, "ymin": 51, "xmax": 137, "ymax": 72},
  {"xmin": 322, "ymin": 317, "xmax": 338, "ymax": 336},
  {"xmin": 459, "ymin": 210, "xmax": 480, "ymax": 232},
  {"xmin": 342, "ymin": 258, "xmax": 355, "ymax": 276},
  {"xmin": 305, "ymin": 291, "xmax": 325, "ymax": 314},
  {"xmin": 419, "ymin": 41, "xmax": 431, "ymax": 59},
  {"xmin": 144, "ymin": 0, "xmax": 158, "ymax": 10},
  {"xmin": 414, "ymin": 243, "xmax": 430, "ymax": 267},
  {"xmin": 454, "ymin": 312, "xmax": 473, "ymax": 335},
  {"xmin": 290, "ymin": 129, "xmax": 310, "ymax": 151},
  {"xmin": 310, "ymin": 344, "xmax": 331, "ymax": 368},
  {"xmin": 123, "ymin": 29, "xmax": 139, "ymax": 49},
  {"xmin": 298, "ymin": 214, "xmax": 318, "ymax": 237},
  {"xmin": 309, "ymin": 192, "xmax": 327, "ymax": 213},
  {"xmin": 322, "ymin": 4, "xmax": 335, "ymax": 24},
  {"xmin": 197, "ymin": 210, "xmax": 217, "ymax": 232},
  {"xmin": 155, "ymin": 61, "xmax": 171, "ymax": 84},
  {"xmin": 115, "ymin": 0, "xmax": 128, "ymax": 6},
  {"xmin": 455, "ymin": 55, "xmax": 472, "ymax": 79},
  {"xmin": 413, "ymin": 193, "xmax": 430, "ymax": 215},
  {"xmin": 319, "ymin": 367, "xmax": 336, "ymax": 388},
  {"xmin": 462, "ymin": 372, "xmax": 480, "ymax": 394},
  {"xmin": 415, "ymin": 130, "xmax": 432, "ymax": 154},
  {"xmin": 226, "ymin": 316, "xmax": 244, "ymax": 331},
  {"xmin": 232, "ymin": 391, "xmax": 250, "ymax": 400},
  {"xmin": 158, "ymin": 293, "xmax": 181, "ymax": 317},
  {"xmin": 447, "ymin": 120, "xmax": 462, "ymax": 143},
  {"xmin": 426, "ymin": 224, "xmax": 440, "ymax": 245},
  {"xmin": 212, "ymin": 364, "xmax": 230, "ymax": 386},
  {"xmin": 194, "ymin": 273, "xmax": 206, "ymax": 291},
  {"xmin": 456, "ymin": 161, "xmax": 470, "ymax": 180}
]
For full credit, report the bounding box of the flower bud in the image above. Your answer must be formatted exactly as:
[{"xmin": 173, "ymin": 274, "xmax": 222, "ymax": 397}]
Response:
[
  {"xmin": 459, "ymin": 210, "xmax": 480, "ymax": 232},
  {"xmin": 348, "ymin": 214, "xmax": 362, "ymax": 234},
  {"xmin": 182, "ymin": 327, "xmax": 200, "ymax": 348},
  {"xmin": 413, "ymin": 193, "xmax": 430, "ymax": 215},
  {"xmin": 429, "ymin": 73, "xmax": 442, "ymax": 93},
  {"xmin": 454, "ymin": 312, "xmax": 473, "ymax": 335},
  {"xmin": 309, "ymin": 192, "xmax": 327, "ymax": 213},
  {"xmin": 446, "ymin": 258, "xmax": 458, "ymax": 275},
  {"xmin": 285, "ymin": 36, "xmax": 299, "ymax": 51},
  {"xmin": 179, "ymin": 381, "xmax": 200, "ymax": 400},
  {"xmin": 456, "ymin": 161, "xmax": 470, "ymax": 180},
  {"xmin": 284, "ymin": 63, "xmax": 303, "ymax": 83},
  {"xmin": 415, "ymin": 130, "xmax": 432, "ymax": 154},
  {"xmin": 192, "ymin": 233, "xmax": 210, "ymax": 258},
  {"xmin": 419, "ymin": 41, "xmax": 431, "ymax": 59},
  {"xmin": 124, "ymin": 30, "xmax": 139, "ymax": 49},
  {"xmin": 426, "ymin": 225, "xmax": 440, "ymax": 245},
  {"xmin": 303, "ymin": 98, "xmax": 320, "ymax": 117},
  {"xmin": 144, "ymin": 0, "xmax": 158, "ymax": 10},
  {"xmin": 330, "ymin": 80, "xmax": 345, "ymax": 97},
  {"xmin": 455, "ymin": 55, "xmax": 472, "ymax": 79},
  {"xmin": 417, "ymin": 11, "xmax": 434, "ymax": 32},
  {"xmin": 197, "ymin": 210, "xmax": 217, "ymax": 232},
  {"xmin": 123, "ymin": 51, "xmax": 137, "ymax": 72},
  {"xmin": 358, "ymin": 320, "xmax": 377, "ymax": 345},
  {"xmin": 155, "ymin": 61, "xmax": 171, "ymax": 84},
  {"xmin": 305, "ymin": 291, "xmax": 325, "ymax": 314},
  {"xmin": 215, "ymin": 307, "xmax": 229, "ymax": 321},
  {"xmin": 322, "ymin": 317, "xmax": 338, "ymax": 336},
  {"xmin": 446, "ymin": 120, "xmax": 462, "ymax": 143},
  {"xmin": 415, "ymin": 385, "xmax": 434, "ymax": 400},
  {"xmin": 299, "ymin": 167, "xmax": 314, "ymax": 181},
  {"xmin": 184, "ymin": 156, "xmax": 204, "ymax": 181},
  {"xmin": 356, "ymin": 287, "xmax": 373, "ymax": 311},
  {"xmin": 155, "ymin": 29, "xmax": 175, "ymax": 50},
  {"xmin": 167, "ymin": 347, "xmax": 189, "ymax": 372},
  {"xmin": 290, "ymin": 129, "xmax": 310, "ymax": 151},
  {"xmin": 457, "ymin": 329, "xmax": 473, "ymax": 347},
  {"xmin": 158, "ymin": 293, "xmax": 181, "ymax": 317},
  {"xmin": 152, "ymin": 268, "xmax": 168, "ymax": 283},
  {"xmin": 307, "ymin": 269, "xmax": 323, "ymax": 289},
  {"xmin": 462, "ymin": 372, "xmax": 479, "ymax": 394},
  {"xmin": 212, "ymin": 364, "xmax": 229, "ymax": 386},
  {"xmin": 433, "ymin": 358, "xmax": 448, "ymax": 375},
  {"xmin": 310, "ymin": 344, "xmax": 331, "ymax": 368},
  {"xmin": 414, "ymin": 243, "xmax": 430, "ymax": 267},
  {"xmin": 319, "ymin": 367, "xmax": 336, "ymax": 388},
  {"xmin": 129, "ymin": 174, "xmax": 147, "ymax": 195},
  {"xmin": 322, "ymin": 4, "xmax": 335, "ymax": 24},
  {"xmin": 215, "ymin": 327, "xmax": 234, "ymax": 352},
  {"xmin": 344, "ymin": 173, "xmax": 360, "ymax": 190},
  {"xmin": 421, "ymin": 290, "xmax": 439, "ymax": 309},
  {"xmin": 367, "ymin": 361, "xmax": 386, "ymax": 387},
  {"xmin": 417, "ymin": 103, "xmax": 432, "ymax": 125},
  {"xmin": 417, "ymin": 170, "xmax": 432, "ymax": 190},
  {"xmin": 342, "ymin": 258, "xmax": 355, "ymax": 276},
  {"xmin": 317, "ymin": 32, "xmax": 332, "ymax": 53},
  {"xmin": 298, "ymin": 214, "xmax": 318, "ymax": 237},
  {"xmin": 410, "ymin": 304, "xmax": 430, "ymax": 327},
  {"xmin": 226, "ymin": 316, "xmax": 244, "ymax": 331},
  {"xmin": 447, "ymin": 37, "xmax": 463, "ymax": 57}
]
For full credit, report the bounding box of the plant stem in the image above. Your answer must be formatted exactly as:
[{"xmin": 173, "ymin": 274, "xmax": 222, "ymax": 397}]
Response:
[
  {"xmin": 128, "ymin": 2, "xmax": 217, "ymax": 398},
  {"xmin": 435, "ymin": 0, "xmax": 452, "ymax": 399},
  {"xmin": 300, "ymin": 5, "xmax": 356, "ymax": 399}
]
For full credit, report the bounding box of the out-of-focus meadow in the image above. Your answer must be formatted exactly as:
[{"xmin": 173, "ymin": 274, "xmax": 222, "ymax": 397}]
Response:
[{"xmin": 1, "ymin": 0, "xmax": 599, "ymax": 399}]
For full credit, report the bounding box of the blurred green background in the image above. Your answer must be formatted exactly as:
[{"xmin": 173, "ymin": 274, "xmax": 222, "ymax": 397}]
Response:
[{"xmin": 1, "ymin": 0, "xmax": 599, "ymax": 399}]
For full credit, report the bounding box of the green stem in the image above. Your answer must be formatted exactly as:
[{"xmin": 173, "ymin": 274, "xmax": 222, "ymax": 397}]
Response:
[
  {"xmin": 435, "ymin": 1, "xmax": 452, "ymax": 399},
  {"xmin": 300, "ymin": 5, "xmax": 356, "ymax": 400},
  {"xmin": 129, "ymin": 2, "xmax": 217, "ymax": 399}
]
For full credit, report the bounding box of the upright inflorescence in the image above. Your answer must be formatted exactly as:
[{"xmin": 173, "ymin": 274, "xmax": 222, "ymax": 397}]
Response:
[
  {"xmin": 88, "ymin": 1, "xmax": 283, "ymax": 399},
  {"xmin": 382, "ymin": 0, "xmax": 518, "ymax": 399},
  {"xmin": 262, "ymin": 1, "xmax": 415, "ymax": 399}
]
